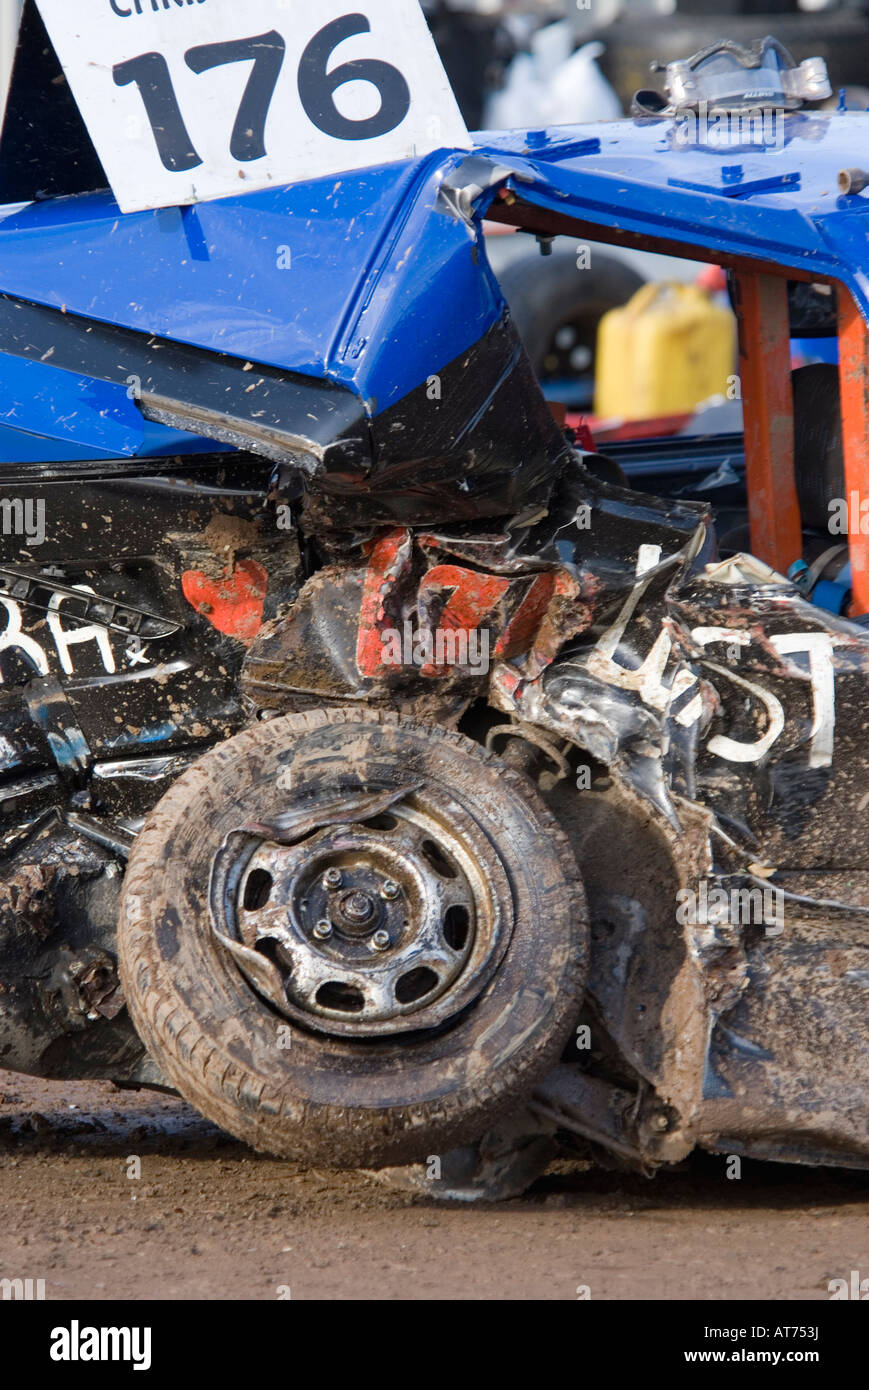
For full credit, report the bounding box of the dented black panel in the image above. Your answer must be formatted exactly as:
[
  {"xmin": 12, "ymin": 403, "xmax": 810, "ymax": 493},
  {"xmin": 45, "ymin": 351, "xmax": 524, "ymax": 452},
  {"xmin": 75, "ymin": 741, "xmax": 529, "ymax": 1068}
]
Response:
[{"xmin": 0, "ymin": 452, "xmax": 303, "ymax": 1077}]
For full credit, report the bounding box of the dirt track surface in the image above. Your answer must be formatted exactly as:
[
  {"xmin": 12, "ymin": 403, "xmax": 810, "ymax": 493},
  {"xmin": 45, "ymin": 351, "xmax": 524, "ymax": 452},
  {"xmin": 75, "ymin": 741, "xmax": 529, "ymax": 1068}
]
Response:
[{"xmin": 0, "ymin": 1071, "xmax": 866, "ymax": 1301}]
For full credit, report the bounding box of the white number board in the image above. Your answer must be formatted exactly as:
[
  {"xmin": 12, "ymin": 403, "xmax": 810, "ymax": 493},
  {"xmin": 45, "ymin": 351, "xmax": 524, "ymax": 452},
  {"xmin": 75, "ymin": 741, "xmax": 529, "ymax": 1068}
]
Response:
[{"xmin": 34, "ymin": 0, "xmax": 471, "ymax": 214}]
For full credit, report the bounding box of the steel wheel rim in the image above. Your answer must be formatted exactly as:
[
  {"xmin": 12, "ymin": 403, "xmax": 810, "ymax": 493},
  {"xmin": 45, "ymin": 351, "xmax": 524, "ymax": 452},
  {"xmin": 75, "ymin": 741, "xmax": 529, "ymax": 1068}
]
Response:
[{"xmin": 216, "ymin": 785, "xmax": 514, "ymax": 1038}]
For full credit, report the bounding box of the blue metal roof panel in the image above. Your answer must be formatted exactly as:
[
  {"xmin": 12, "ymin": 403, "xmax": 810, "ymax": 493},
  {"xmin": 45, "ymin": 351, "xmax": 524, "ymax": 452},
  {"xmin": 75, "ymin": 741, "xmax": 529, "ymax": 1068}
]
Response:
[{"xmin": 474, "ymin": 110, "xmax": 869, "ymax": 315}]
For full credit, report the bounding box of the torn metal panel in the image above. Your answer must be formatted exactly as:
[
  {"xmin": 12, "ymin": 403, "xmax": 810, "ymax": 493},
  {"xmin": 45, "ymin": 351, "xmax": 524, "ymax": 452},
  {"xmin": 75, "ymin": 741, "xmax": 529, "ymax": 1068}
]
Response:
[
  {"xmin": 541, "ymin": 772, "xmax": 869, "ymax": 1170},
  {"xmin": 0, "ymin": 295, "xmax": 370, "ymax": 480},
  {"xmin": 301, "ymin": 313, "xmax": 570, "ymax": 532},
  {"xmin": 0, "ymin": 448, "xmax": 306, "ymax": 1084},
  {"xmin": 368, "ymin": 1106, "xmax": 559, "ymax": 1202},
  {"xmin": 0, "ymin": 821, "xmax": 149, "ymax": 1081},
  {"xmin": 694, "ymin": 908, "xmax": 869, "ymax": 1167},
  {"xmin": 670, "ymin": 562, "xmax": 869, "ymax": 869}
]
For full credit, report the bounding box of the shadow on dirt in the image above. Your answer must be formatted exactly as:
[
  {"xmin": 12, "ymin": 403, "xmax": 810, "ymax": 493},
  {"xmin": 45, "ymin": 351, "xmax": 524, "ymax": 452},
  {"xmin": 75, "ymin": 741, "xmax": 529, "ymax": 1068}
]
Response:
[
  {"xmin": 0, "ymin": 1083, "xmax": 244, "ymax": 1157},
  {"xmin": 524, "ymin": 1150, "xmax": 869, "ymax": 1215},
  {"xmin": 1, "ymin": 1079, "xmax": 866, "ymax": 1215}
]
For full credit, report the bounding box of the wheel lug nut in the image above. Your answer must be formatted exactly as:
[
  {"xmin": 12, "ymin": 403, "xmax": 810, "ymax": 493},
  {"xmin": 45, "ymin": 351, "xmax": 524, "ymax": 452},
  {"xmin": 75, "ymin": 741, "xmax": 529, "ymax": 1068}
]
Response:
[
  {"xmin": 323, "ymin": 868, "xmax": 342, "ymax": 890},
  {"xmin": 313, "ymin": 919, "xmax": 333, "ymax": 940},
  {"xmin": 371, "ymin": 929, "xmax": 390, "ymax": 951},
  {"xmin": 381, "ymin": 879, "xmax": 400, "ymax": 900}
]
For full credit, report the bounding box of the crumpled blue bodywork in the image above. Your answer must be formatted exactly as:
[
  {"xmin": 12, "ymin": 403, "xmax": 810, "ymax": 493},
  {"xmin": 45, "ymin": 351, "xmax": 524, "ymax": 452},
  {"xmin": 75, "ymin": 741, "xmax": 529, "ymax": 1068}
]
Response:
[{"xmin": 0, "ymin": 109, "xmax": 867, "ymax": 463}]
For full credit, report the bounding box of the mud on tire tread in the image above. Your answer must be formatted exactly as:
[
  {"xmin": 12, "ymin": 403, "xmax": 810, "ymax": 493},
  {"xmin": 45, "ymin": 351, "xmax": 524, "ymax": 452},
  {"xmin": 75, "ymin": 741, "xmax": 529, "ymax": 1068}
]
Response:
[{"xmin": 118, "ymin": 707, "xmax": 587, "ymax": 1167}]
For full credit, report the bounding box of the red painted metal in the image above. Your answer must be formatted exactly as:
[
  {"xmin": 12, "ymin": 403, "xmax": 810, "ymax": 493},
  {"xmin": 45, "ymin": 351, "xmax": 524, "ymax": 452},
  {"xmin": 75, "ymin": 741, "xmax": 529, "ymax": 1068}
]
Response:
[
  {"xmin": 181, "ymin": 560, "xmax": 267, "ymax": 644},
  {"xmin": 837, "ymin": 289, "xmax": 869, "ymax": 616},
  {"xmin": 733, "ymin": 269, "xmax": 802, "ymax": 576},
  {"xmin": 355, "ymin": 528, "xmax": 414, "ymax": 677}
]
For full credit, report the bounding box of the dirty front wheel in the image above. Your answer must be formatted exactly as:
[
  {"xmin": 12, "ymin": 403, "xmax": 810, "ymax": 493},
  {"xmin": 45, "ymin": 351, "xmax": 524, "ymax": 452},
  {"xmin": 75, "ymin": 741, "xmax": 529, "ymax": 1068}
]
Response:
[{"xmin": 118, "ymin": 708, "xmax": 587, "ymax": 1167}]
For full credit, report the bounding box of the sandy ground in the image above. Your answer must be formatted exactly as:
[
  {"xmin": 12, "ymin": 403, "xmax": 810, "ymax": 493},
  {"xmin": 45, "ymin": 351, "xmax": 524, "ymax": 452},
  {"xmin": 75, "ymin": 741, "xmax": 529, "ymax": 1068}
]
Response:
[{"xmin": 0, "ymin": 1070, "xmax": 866, "ymax": 1301}]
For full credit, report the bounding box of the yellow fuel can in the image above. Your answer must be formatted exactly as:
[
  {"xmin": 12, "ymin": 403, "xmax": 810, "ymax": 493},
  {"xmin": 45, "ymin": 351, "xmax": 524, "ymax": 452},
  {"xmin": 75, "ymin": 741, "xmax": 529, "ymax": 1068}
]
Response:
[{"xmin": 594, "ymin": 281, "xmax": 736, "ymax": 421}]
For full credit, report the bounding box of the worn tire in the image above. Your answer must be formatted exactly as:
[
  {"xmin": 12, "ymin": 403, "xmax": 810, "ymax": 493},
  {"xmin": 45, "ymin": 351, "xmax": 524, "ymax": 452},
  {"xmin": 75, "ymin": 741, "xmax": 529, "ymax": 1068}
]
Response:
[
  {"xmin": 118, "ymin": 708, "xmax": 587, "ymax": 1167},
  {"xmin": 498, "ymin": 246, "xmax": 644, "ymax": 384}
]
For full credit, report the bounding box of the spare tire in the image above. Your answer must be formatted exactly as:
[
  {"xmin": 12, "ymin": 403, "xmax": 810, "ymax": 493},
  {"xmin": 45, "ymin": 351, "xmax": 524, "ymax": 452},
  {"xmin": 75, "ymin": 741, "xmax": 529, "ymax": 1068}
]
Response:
[
  {"xmin": 497, "ymin": 245, "xmax": 644, "ymax": 399},
  {"xmin": 118, "ymin": 707, "xmax": 587, "ymax": 1167}
]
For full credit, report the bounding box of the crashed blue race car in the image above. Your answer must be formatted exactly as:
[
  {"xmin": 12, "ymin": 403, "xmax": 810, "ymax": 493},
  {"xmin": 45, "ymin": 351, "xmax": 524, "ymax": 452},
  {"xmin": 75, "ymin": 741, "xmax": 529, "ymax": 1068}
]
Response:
[{"xmin": 0, "ymin": 8, "xmax": 866, "ymax": 1198}]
